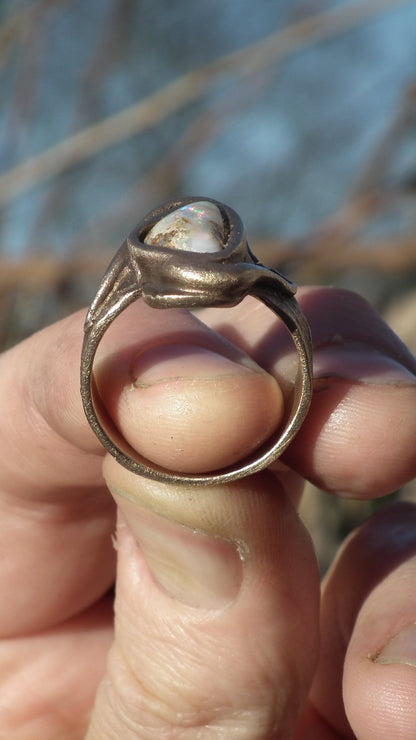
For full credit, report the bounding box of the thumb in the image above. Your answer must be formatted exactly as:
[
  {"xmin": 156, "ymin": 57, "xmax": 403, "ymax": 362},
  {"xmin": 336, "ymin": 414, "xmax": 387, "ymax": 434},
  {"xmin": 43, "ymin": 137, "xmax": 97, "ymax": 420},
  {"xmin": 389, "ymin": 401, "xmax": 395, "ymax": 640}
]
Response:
[
  {"xmin": 86, "ymin": 303, "xmax": 320, "ymax": 738},
  {"xmin": 88, "ymin": 473, "xmax": 319, "ymax": 739}
]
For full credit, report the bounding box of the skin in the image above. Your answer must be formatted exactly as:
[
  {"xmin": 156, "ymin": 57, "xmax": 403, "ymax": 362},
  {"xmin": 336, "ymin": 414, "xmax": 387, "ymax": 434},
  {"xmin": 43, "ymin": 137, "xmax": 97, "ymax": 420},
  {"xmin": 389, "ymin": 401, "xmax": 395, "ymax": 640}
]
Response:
[{"xmin": 1, "ymin": 287, "xmax": 416, "ymax": 738}]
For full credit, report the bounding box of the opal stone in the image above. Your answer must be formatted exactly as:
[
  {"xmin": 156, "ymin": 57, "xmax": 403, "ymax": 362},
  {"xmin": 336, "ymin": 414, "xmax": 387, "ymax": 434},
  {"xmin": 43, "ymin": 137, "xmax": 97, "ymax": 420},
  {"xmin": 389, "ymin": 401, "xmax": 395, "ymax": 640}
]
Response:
[{"xmin": 144, "ymin": 201, "xmax": 224, "ymax": 253}]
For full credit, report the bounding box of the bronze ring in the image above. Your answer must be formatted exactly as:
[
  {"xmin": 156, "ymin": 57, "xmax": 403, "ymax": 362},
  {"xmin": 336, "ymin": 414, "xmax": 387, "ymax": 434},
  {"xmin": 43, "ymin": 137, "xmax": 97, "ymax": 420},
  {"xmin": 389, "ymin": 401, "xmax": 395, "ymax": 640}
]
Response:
[{"xmin": 80, "ymin": 196, "xmax": 313, "ymax": 486}]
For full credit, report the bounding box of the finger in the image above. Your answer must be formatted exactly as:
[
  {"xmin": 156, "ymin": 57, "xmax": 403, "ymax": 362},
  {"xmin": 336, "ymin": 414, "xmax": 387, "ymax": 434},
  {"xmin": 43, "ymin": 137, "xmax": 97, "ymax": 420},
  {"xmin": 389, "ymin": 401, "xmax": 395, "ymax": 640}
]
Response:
[
  {"xmin": 203, "ymin": 288, "xmax": 416, "ymax": 497},
  {"xmin": 0, "ymin": 302, "xmax": 282, "ymax": 636},
  {"xmin": 0, "ymin": 312, "xmax": 116, "ymax": 636},
  {"xmin": 95, "ymin": 302, "xmax": 284, "ymax": 473},
  {"xmin": 0, "ymin": 309, "xmax": 103, "ymax": 498},
  {"xmin": 87, "ymin": 469, "xmax": 320, "ymax": 738},
  {"xmin": 304, "ymin": 502, "xmax": 416, "ymax": 740},
  {"xmin": 0, "ymin": 595, "xmax": 114, "ymax": 738}
]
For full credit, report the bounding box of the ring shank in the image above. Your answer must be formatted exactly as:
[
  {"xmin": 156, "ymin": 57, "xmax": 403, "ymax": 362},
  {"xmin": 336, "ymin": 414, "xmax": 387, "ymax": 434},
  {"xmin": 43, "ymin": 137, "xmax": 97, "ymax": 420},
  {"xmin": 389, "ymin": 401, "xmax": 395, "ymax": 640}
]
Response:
[{"xmin": 81, "ymin": 289, "xmax": 312, "ymax": 486}]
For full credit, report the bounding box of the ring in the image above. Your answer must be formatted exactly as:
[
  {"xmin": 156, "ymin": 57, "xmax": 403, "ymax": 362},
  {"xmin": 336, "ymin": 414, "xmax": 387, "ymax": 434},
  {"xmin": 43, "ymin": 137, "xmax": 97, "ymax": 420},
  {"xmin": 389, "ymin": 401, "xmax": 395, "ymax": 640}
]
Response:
[{"xmin": 80, "ymin": 196, "xmax": 313, "ymax": 486}]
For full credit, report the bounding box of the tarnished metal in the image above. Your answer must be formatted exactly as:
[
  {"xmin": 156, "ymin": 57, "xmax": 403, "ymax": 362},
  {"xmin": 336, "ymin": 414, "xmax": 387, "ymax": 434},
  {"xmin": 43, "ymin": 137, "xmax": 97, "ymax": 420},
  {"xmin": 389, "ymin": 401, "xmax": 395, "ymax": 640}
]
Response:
[{"xmin": 80, "ymin": 196, "xmax": 313, "ymax": 485}]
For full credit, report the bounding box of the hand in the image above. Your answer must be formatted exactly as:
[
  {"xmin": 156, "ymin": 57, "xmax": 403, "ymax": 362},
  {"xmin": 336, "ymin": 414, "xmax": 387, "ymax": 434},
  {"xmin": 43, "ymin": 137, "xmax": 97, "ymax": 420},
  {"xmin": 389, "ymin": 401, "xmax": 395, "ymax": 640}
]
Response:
[{"xmin": 1, "ymin": 287, "xmax": 416, "ymax": 739}]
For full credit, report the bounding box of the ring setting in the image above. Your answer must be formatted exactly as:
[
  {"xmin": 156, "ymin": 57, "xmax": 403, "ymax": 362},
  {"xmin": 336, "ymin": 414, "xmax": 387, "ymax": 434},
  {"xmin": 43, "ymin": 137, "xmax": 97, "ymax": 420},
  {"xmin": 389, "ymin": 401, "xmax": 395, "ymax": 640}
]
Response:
[{"xmin": 80, "ymin": 196, "xmax": 313, "ymax": 485}]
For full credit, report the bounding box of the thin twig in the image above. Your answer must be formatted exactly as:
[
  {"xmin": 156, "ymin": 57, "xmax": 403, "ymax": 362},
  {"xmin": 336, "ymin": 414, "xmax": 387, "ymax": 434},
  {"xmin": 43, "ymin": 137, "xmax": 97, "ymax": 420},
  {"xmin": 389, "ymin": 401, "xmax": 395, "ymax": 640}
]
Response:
[{"xmin": 0, "ymin": 0, "xmax": 410, "ymax": 207}]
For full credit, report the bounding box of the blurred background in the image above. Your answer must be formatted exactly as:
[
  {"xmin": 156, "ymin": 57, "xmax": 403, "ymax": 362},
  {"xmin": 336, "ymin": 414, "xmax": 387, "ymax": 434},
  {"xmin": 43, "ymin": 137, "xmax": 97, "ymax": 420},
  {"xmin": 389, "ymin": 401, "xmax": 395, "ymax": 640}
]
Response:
[{"xmin": 1, "ymin": 0, "xmax": 416, "ymax": 570}]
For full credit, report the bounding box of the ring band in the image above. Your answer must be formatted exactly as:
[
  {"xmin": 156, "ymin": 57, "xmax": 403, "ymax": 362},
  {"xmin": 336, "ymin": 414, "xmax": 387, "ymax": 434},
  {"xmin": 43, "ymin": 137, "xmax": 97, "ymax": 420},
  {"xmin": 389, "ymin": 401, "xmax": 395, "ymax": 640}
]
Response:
[{"xmin": 80, "ymin": 196, "xmax": 313, "ymax": 486}]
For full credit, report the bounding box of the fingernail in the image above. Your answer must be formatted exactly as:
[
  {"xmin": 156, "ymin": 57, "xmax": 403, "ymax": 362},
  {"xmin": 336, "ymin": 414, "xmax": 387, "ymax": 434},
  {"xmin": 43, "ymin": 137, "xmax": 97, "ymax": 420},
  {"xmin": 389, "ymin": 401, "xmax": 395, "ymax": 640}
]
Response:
[
  {"xmin": 131, "ymin": 342, "xmax": 262, "ymax": 387},
  {"xmin": 374, "ymin": 623, "xmax": 416, "ymax": 667},
  {"xmin": 313, "ymin": 345, "xmax": 416, "ymax": 385},
  {"xmin": 116, "ymin": 495, "xmax": 245, "ymax": 609}
]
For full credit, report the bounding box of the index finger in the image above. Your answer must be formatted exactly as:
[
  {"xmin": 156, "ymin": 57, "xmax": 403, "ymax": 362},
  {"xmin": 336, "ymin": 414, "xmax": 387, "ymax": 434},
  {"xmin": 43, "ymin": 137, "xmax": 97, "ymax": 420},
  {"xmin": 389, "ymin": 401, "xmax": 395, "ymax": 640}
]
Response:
[{"xmin": 0, "ymin": 302, "xmax": 282, "ymax": 635}]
